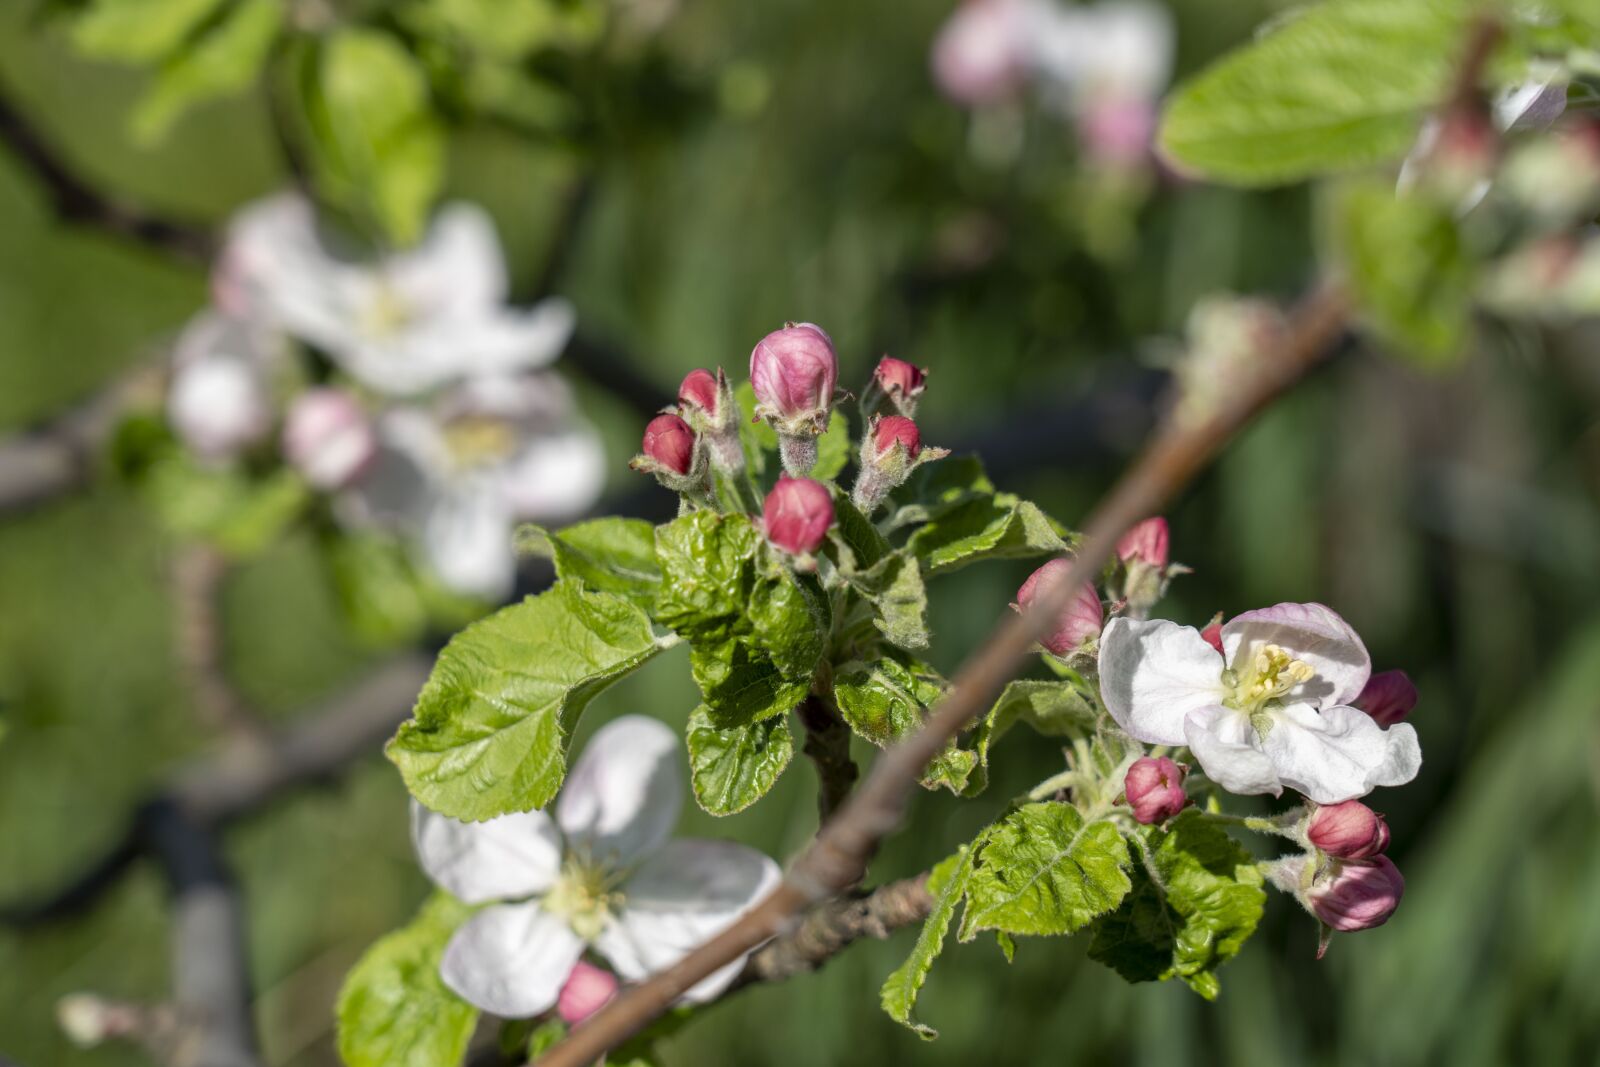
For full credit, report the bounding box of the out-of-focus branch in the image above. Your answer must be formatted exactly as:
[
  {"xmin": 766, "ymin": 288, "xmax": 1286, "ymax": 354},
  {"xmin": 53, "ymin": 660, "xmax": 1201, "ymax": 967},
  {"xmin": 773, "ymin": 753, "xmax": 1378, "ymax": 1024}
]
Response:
[
  {"xmin": 534, "ymin": 280, "xmax": 1353, "ymax": 1067},
  {"xmin": 171, "ymin": 544, "xmax": 268, "ymax": 741}
]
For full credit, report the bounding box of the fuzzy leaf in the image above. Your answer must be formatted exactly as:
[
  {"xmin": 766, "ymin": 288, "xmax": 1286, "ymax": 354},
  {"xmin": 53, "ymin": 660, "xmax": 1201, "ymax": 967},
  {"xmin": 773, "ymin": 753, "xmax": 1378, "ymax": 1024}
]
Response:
[
  {"xmin": 1158, "ymin": 0, "xmax": 1474, "ymax": 186},
  {"xmin": 517, "ymin": 518, "xmax": 661, "ymax": 613},
  {"xmin": 853, "ymin": 553, "xmax": 930, "ymax": 652},
  {"xmin": 880, "ymin": 848, "xmax": 979, "ymax": 1040},
  {"xmin": 881, "ymin": 454, "xmax": 995, "ymax": 531},
  {"xmin": 1088, "ymin": 811, "xmax": 1266, "ymax": 999},
  {"xmin": 828, "ymin": 490, "xmax": 891, "ymax": 571},
  {"xmin": 813, "ymin": 410, "xmax": 852, "ymax": 481},
  {"xmin": 132, "ymin": 0, "xmax": 282, "ymax": 142},
  {"xmin": 906, "ymin": 493, "xmax": 1071, "ymax": 575},
  {"xmin": 336, "ymin": 893, "xmax": 478, "ymax": 1067},
  {"xmin": 963, "ymin": 680, "xmax": 1100, "ymax": 797},
  {"xmin": 686, "ymin": 705, "xmax": 794, "ymax": 815},
  {"xmin": 388, "ymin": 581, "xmax": 665, "ymax": 821},
  {"xmin": 960, "ymin": 802, "xmax": 1131, "ymax": 939},
  {"xmin": 833, "ymin": 655, "xmax": 975, "ymax": 792}
]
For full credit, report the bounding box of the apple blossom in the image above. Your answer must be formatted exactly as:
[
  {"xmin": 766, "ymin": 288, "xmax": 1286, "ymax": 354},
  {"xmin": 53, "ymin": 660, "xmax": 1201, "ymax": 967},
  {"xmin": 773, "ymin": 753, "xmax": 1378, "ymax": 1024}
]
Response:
[
  {"xmin": 1098, "ymin": 602, "xmax": 1421, "ymax": 804},
  {"xmin": 557, "ymin": 961, "xmax": 618, "ymax": 1025},
  {"xmin": 1354, "ymin": 669, "xmax": 1418, "ymax": 727},
  {"xmin": 1014, "ymin": 557, "xmax": 1104, "ymax": 657},
  {"xmin": 852, "ymin": 415, "xmax": 949, "ymax": 515},
  {"xmin": 1306, "ymin": 800, "xmax": 1390, "ymax": 859},
  {"xmin": 930, "ymin": 0, "xmax": 1033, "ymax": 107},
  {"xmin": 763, "ymin": 475, "xmax": 834, "ymax": 556},
  {"xmin": 282, "ymin": 387, "xmax": 376, "ymax": 490},
  {"xmin": 749, "ymin": 322, "xmax": 838, "ymax": 474},
  {"xmin": 411, "ymin": 716, "xmax": 780, "ymax": 1018},
  {"xmin": 1123, "ymin": 756, "xmax": 1186, "ymax": 824},
  {"xmin": 165, "ymin": 314, "xmax": 274, "ymax": 462},
  {"xmin": 218, "ymin": 193, "xmax": 575, "ymax": 397}
]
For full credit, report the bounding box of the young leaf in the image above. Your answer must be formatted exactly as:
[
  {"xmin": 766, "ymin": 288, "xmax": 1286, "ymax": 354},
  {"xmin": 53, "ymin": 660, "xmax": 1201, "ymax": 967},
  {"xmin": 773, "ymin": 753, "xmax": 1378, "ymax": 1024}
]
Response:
[
  {"xmin": 881, "ymin": 454, "xmax": 995, "ymax": 532},
  {"xmin": 517, "ymin": 518, "xmax": 661, "ymax": 613},
  {"xmin": 906, "ymin": 493, "xmax": 1071, "ymax": 575},
  {"xmin": 851, "ymin": 553, "xmax": 930, "ymax": 652},
  {"xmin": 686, "ymin": 705, "xmax": 794, "ymax": 815},
  {"xmin": 132, "ymin": 0, "xmax": 282, "ymax": 143},
  {"xmin": 960, "ymin": 802, "xmax": 1131, "ymax": 939},
  {"xmin": 966, "ymin": 679, "xmax": 1100, "ymax": 795},
  {"xmin": 70, "ymin": 0, "xmax": 228, "ymax": 63},
  {"xmin": 336, "ymin": 893, "xmax": 478, "ymax": 1067},
  {"xmin": 812, "ymin": 410, "xmax": 852, "ymax": 481},
  {"xmin": 1159, "ymin": 0, "xmax": 1473, "ymax": 186},
  {"xmin": 1087, "ymin": 811, "xmax": 1266, "ymax": 999},
  {"xmin": 388, "ymin": 581, "xmax": 666, "ymax": 821},
  {"xmin": 880, "ymin": 847, "xmax": 979, "ymax": 1040},
  {"xmin": 828, "ymin": 490, "xmax": 891, "ymax": 571},
  {"xmin": 833, "ymin": 654, "xmax": 975, "ymax": 792}
]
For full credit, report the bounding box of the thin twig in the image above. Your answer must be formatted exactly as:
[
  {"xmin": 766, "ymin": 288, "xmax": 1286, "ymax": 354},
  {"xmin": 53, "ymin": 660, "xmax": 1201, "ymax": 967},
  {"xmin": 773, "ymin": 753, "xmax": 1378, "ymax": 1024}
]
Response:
[{"xmin": 534, "ymin": 280, "xmax": 1352, "ymax": 1067}]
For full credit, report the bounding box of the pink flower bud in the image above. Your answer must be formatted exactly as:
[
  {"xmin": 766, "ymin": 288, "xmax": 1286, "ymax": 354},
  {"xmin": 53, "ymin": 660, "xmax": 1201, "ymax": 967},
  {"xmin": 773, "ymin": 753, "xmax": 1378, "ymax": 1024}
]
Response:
[
  {"xmin": 872, "ymin": 415, "xmax": 922, "ymax": 459},
  {"xmin": 763, "ymin": 475, "xmax": 834, "ymax": 555},
  {"xmin": 1200, "ymin": 617, "xmax": 1224, "ymax": 653},
  {"xmin": 1014, "ymin": 558, "xmax": 1104, "ymax": 656},
  {"xmin": 557, "ymin": 961, "xmax": 618, "ymax": 1026},
  {"xmin": 749, "ymin": 323, "xmax": 838, "ymax": 427},
  {"xmin": 1116, "ymin": 517, "xmax": 1169, "ymax": 569},
  {"xmin": 874, "ymin": 357, "xmax": 927, "ymax": 401},
  {"xmin": 678, "ymin": 368, "xmax": 720, "ymax": 418},
  {"xmin": 1079, "ymin": 95, "xmax": 1157, "ymax": 168},
  {"xmin": 1354, "ymin": 670, "xmax": 1417, "ymax": 727},
  {"xmin": 282, "ymin": 388, "xmax": 376, "ymax": 490},
  {"xmin": 1307, "ymin": 800, "xmax": 1389, "ymax": 859},
  {"xmin": 1124, "ymin": 757, "xmax": 1187, "ymax": 824},
  {"xmin": 1307, "ymin": 856, "xmax": 1404, "ymax": 933},
  {"xmin": 641, "ymin": 414, "xmax": 696, "ymax": 475},
  {"xmin": 931, "ymin": 0, "xmax": 1029, "ymax": 107}
]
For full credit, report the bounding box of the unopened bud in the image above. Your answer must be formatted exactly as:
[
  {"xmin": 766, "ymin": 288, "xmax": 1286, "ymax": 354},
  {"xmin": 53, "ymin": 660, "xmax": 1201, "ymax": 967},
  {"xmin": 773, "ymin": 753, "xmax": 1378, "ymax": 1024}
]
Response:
[
  {"xmin": 866, "ymin": 356, "xmax": 928, "ymax": 417},
  {"xmin": 1200, "ymin": 615, "xmax": 1224, "ymax": 653},
  {"xmin": 167, "ymin": 316, "xmax": 274, "ymax": 463},
  {"xmin": 852, "ymin": 415, "xmax": 949, "ymax": 515},
  {"xmin": 763, "ymin": 475, "xmax": 834, "ymax": 555},
  {"xmin": 751, "ymin": 323, "xmax": 839, "ymax": 475},
  {"xmin": 1117, "ymin": 517, "xmax": 1169, "ymax": 569},
  {"xmin": 873, "ymin": 415, "xmax": 922, "ymax": 459},
  {"xmin": 641, "ymin": 414, "xmax": 696, "ymax": 475},
  {"xmin": 1354, "ymin": 669, "xmax": 1417, "ymax": 727},
  {"xmin": 1124, "ymin": 756, "xmax": 1187, "ymax": 824},
  {"xmin": 557, "ymin": 961, "xmax": 618, "ymax": 1026},
  {"xmin": 1307, "ymin": 856, "xmax": 1405, "ymax": 934},
  {"xmin": 282, "ymin": 388, "xmax": 376, "ymax": 490},
  {"xmin": 1501, "ymin": 120, "xmax": 1600, "ymax": 228},
  {"xmin": 1306, "ymin": 800, "xmax": 1390, "ymax": 859},
  {"xmin": 1014, "ymin": 558, "xmax": 1104, "ymax": 657},
  {"xmin": 675, "ymin": 367, "xmax": 742, "ymax": 475},
  {"xmin": 678, "ymin": 368, "xmax": 720, "ymax": 419}
]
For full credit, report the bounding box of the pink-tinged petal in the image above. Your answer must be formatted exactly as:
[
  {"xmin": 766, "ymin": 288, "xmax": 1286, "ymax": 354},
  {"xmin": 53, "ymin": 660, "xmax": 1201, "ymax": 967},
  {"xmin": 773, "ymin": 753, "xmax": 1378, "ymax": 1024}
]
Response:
[
  {"xmin": 440, "ymin": 902, "xmax": 584, "ymax": 1018},
  {"xmin": 1306, "ymin": 800, "xmax": 1389, "ymax": 859},
  {"xmin": 1307, "ymin": 856, "xmax": 1404, "ymax": 932},
  {"xmin": 410, "ymin": 801, "xmax": 562, "ymax": 904},
  {"xmin": 1221, "ymin": 602, "xmax": 1370, "ymax": 708},
  {"xmin": 1098, "ymin": 618, "xmax": 1224, "ymax": 744},
  {"xmin": 1354, "ymin": 669, "xmax": 1418, "ymax": 727},
  {"xmin": 557, "ymin": 716, "xmax": 683, "ymax": 867},
  {"xmin": 1182, "ymin": 705, "xmax": 1282, "ymax": 798},
  {"xmin": 557, "ymin": 961, "xmax": 618, "ymax": 1025},
  {"xmin": 1200, "ymin": 618, "xmax": 1224, "ymax": 653},
  {"xmin": 1257, "ymin": 704, "xmax": 1421, "ymax": 805},
  {"xmin": 1124, "ymin": 757, "xmax": 1187, "ymax": 823},
  {"xmin": 282, "ymin": 387, "xmax": 376, "ymax": 490},
  {"xmin": 390, "ymin": 202, "xmax": 508, "ymax": 313},
  {"xmin": 597, "ymin": 839, "xmax": 781, "ymax": 1003},
  {"xmin": 1115, "ymin": 517, "xmax": 1169, "ymax": 568}
]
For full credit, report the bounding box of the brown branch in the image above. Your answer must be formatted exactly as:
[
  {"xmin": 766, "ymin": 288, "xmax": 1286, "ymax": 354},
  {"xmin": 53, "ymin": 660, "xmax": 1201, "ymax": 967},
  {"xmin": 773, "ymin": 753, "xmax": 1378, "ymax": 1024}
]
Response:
[
  {"xmin": 534, "ymin": 280, "xmax": 1353, "ymax": 1067},
  {"xmin": 796, "ymin": 695, "xmax": 859, "ymax": 823},
  {"xmin": 729, "ymin": 874, "xmax": 932, "ymax": 990}
]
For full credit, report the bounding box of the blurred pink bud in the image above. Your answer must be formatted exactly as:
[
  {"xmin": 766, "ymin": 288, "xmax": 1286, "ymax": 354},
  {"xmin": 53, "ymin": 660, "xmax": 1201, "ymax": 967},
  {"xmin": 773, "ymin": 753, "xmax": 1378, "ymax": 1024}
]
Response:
[
  {"xmin": 1307, "ymin": 800, "xmax": 1389, "ymax": 859},
  {"xmin": 763, "ymin": 475, "xmax": 834, "ymax": 555},
  {"xmin": 678, "ymin": 368, "xmax": 720, "ymax": 418},
  {"xmin": 1355, "ymin": 670, "xmax": 1417, "ymax": 727},
  {"xmin": 1015, "ymin": 558, "xmax": 1104, "ymax": 656},
  {"xmin": 642, "ymin": 414, "xmax": 696, "ymax": 475},
  {"xmin": 749, "ymin": 323, "xmax": 838, "ymax": 425},
  {"xmin": 874, "ymin": 356, "xmax": 927, "ymax": 401},
  {"xmin": 1307, "ymin": 856, "xmax": 1404, "ymax": 933},
  {"xmin": 1079, "ymin": 96, "xmax": 1157, "ymax": 168},
  {"xmin": 872, "ymin": 415, "xmax": 922, "ymax": 459},
  {"xmin": 1200, "ymin": 617, "xmax": 1224, "ymax": 653},
  {"xmin": 282, "ymin": 388, "xmax": 376, "ymax": 490},
  {"xmin": 1124, "ymin": 756, "xmax": 1187, "ymax": 824},
  {"xmin": 931, "ymin": 0, "xmax": 1029, "ymax": 106},
  {"xmin": 557, "ymin": 961, "xmax": 618, "ymax": 1026},
  {"xmin": 1116, "ymin": 517, "xmax": 1169, "ymax": 569}
]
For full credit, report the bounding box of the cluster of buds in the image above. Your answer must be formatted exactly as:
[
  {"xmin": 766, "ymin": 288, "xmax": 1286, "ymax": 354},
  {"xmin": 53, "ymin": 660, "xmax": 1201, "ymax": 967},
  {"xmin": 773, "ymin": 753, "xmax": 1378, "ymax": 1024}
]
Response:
[
  {"xmin": 1110, "ymin": 516, "xmax": 1187, "ymax": 617},
  {"xmin": 631, "ymin": 366, "xmax": 744, "ymax": 502},
  {"xmin": 1123, "ymin": 756, "xmax": 1187, "ymax": 824},
  {"xmin": 1012, "ymin": 557, "xmax": 1104, "ymax": 659}
]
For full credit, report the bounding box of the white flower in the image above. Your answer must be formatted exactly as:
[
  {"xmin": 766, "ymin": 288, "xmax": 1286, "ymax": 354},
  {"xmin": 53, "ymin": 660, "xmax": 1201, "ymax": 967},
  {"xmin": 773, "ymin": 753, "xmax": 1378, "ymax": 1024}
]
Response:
[
  {"xmin": 1027, "ymin": 0, "xmax": 1173, "ymax": 110},
  {"xmin": 281, "ymin": 387, "xmax": 377, "ymax": 490},
  {"xmin": 411, "ymin": 716, "xmax": 782, "ymax": 1018},
  {"xmin": 165, "ymin": 313, "xmax": 276, "ymax": 462},
  {"xmin": 342, "ymin": 373, "xmax": 606, "ymax": 600},
  {"xmin": 217, "ymin": 193, "xmax": 575, "ymax": 397},
  {"xmin": 1098, "ymin": 602, "xmax": 1421, "ymax": 804}
]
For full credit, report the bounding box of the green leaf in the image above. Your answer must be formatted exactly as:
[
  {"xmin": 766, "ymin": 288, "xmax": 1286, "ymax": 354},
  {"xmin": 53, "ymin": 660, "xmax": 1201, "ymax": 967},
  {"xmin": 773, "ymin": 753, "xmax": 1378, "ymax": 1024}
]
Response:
[
  {"xmin": 387, "ymin": 581, "xmax": 666, "ymax": 821},
  {"xmin": 145, "ymin": 456, "xmax": 308, "ymax": 557},
  {"xmin": 833, "ymin": 654, "xmax": 974, "ymax": 792},
  {"xmin": 966, "ymin": 680, "xmax": 1100, "ymax": 796},
  {"xmin": 880, "ymin": 847, "xmax": 979, "ymax": 1040},
  {"xmin": 526, "ymin": 1019, "xmax": 568, "ymax": 1057},
  {"xmin": 827, "ymin": 490, "xmax": 891, "ymax": 571},
  {"xmin": 960, "ymin": 802, "xmax": 1131, "ymax": 939},
  {"xmin": 851, "ymin": 552, "xmax": 930, "ymax": 652},
  {"xmin": 336, "ymin": 893, "xmax": 478, "ymax": 1067},
  {"xmin": 906, "ymin": 493, "xmax": 1071, "ymax": 575},
  {"xmin": 71, "ymin": 0, "xmax": 227, "ymax": 63},
  {"xmin": 812, "ymin": 410, "xmax": 851, "ymax": 481},
  {"xmin": 310, "ymin": 29, "xmax": 445, "ymax": 245},
  {"xmin": 132, "ymin": 0, "xmax": 281, "ymax": 143},
  {"xmin": 881, "ymin": 454, "xmax": 995, "ymax": 532},
  {"xmin": 1158, "ymin": 0, "xmax": 1474, "ymax": 186},
  {"xmin": 325, "ymin": 533, "xmax": 429, "ymax": 648},
  {"xmin": 401, "ymin": 0, "xmax": 605, "ymax": 61},
  {"xmin": 1332, "ymin": 179, "xmax": 1474, "ymax": 364},
  {"xmin": 1088, "ymin": 811, "xmax": 1266, "ymax": 999},
  {"xmin": 686, "ymin": 705, "xmax": 794, "ymax": 815},
  {"xmin": 517, "ymin": 518, "xmax": 661, "ymax": 613}
]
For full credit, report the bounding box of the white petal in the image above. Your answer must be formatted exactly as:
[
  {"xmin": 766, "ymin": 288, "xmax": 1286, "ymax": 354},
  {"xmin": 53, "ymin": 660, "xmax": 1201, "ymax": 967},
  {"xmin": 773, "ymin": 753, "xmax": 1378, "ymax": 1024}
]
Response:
[
  {"xmin": 1098, "ymin": 617, "xmax": 1225, "ymax": 744},
  {"xmin": 1183, "ymin": 705, "xmax": 1282, "ymax": 798},
  {"xmin": 1221, "ymin": 602, "xmax": 1370, "ymax": 708},
  {"xmin": 597, "ymin": 839, "xmax": 781, "ymax": 1003},
  {"xmin": 499, "ymin": 424, "xmax": 607, "ymax": 521},
  {"xmin": 410, "ymin": 800, "xmax": 562, "ymax": 905},
  {"xmin": 440, "ymin": 902, "xmax": 583, "ymax": 1018},
  {"xmin": 557, "ymin": 716, "xmax": 683, "ymax": 867},
  {"xmin": 1258, "ymin": 703, "xmax": 1422, "ymax": 804},
  {"xmin": 422, "ymin": 482, "xmax": 517, "ymax": 601},
  {"xmin": 391, "ymin": 202, "xmax": 508, "ymax": 312},
  {"xmin": 219, "ymin": 194, "xmax": 361, "ymax": 351}
]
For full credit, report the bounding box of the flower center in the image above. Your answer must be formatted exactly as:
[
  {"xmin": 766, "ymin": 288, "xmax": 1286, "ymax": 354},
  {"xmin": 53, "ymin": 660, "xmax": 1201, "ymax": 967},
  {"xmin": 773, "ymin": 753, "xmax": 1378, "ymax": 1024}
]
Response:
[
  {"xmin": 442, "ymin": 415, "xmax": 517, "ymax": 469},
  {"xmin": 360, "ymin": 284, "xmax": 416, "ymax": 339},
  {"xmin": 542, "ymin": 856, "xmax": 625, "ymax": 942},
  {"xmin": 1222, "ymin": 643, "xmax": 1315, "ymax": 723}
]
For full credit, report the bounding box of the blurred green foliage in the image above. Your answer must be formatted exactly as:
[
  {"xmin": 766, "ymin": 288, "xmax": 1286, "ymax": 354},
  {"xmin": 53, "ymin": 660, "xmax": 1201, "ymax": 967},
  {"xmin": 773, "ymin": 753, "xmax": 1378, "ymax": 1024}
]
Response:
[{"xmin": 1, "ymin": 0, "xmax": 1599, "ymax": 1064}]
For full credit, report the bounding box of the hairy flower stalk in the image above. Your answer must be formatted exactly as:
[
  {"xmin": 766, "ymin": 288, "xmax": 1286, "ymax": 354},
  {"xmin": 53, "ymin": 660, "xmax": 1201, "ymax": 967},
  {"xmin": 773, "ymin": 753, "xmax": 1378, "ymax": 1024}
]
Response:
[
  {"xmin": 851, "ymin": 415, "xmax": 949, "ymax": 515},
  {"xmin": 749, "ymin": 322, "xmax": 839, "ymax": 476}
]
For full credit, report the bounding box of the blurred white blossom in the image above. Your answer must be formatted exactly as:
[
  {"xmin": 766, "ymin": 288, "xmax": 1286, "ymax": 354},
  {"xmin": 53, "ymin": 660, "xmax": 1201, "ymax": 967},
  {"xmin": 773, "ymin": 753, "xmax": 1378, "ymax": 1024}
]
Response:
[{"xmin": 165, "ymin": 313, "xmax": 277, "ymax": 462}]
